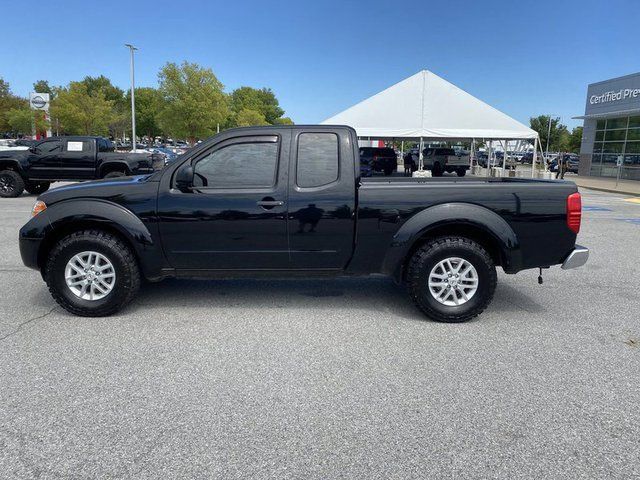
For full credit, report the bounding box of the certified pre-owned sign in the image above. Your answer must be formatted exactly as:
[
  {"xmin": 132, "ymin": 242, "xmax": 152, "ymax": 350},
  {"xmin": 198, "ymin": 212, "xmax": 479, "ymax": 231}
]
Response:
[
  {"xmin": 590, "ymin": 88, "xmax": 640, "ymax": 105},
  {"xmin": 29, "ymin": 92, "xmax": 50, "ymax": 111}
]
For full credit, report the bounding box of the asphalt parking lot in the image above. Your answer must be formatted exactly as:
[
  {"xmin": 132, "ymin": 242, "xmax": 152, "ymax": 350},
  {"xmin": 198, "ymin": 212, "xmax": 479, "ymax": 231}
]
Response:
[{"xmin": 1, "ymin": 185, "xmax": 639, "ymax": 479}]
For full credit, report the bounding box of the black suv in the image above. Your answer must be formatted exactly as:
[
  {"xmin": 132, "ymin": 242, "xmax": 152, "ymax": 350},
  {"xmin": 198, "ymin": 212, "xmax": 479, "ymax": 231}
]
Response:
[{"xmin": 359, "ymin": 147, "xmax": 397, "ymax": 176}]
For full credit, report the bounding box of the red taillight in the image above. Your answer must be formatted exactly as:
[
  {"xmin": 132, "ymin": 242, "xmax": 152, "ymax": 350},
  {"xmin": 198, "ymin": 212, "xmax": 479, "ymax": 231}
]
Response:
[{"xmin": 567, "ymin": 192, "xmax": 582, "ymax": 234}]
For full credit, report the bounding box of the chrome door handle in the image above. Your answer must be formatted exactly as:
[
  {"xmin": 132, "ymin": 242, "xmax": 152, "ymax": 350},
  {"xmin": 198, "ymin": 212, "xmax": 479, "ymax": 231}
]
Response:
[{"xmin": 257, "ymin": 197, "xmax": 284, "ymax": 209}]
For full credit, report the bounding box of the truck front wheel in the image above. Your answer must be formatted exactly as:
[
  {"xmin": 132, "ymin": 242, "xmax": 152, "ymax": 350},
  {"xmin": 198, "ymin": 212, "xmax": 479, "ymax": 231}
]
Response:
[
  {"xmin": 456, "ymin": 168, "xmax": 466, "ymax": 177},
  {"xmin": 406, "ymin": 236, "xmax": 497, "ymax": 322},
  {"xmin": 0, "ymin": 170, "xmax": 25, "ymax": 198},
  {"xmin": 45, "ymin": 230, "xmax": 141, "ymax": 316}
]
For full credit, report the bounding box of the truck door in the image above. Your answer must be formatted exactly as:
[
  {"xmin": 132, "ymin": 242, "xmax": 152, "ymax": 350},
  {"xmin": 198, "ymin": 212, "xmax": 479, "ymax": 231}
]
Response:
[
  {"xmin": 59, "ymin": 139, "xmax": 96, "ymax": 179},
  {"xmin": 157, "ymin": 131, "xmax": 290, "ymax": 270},
  {"xmin": 25, "ymin": 138, "xmax": 63, "ymax": 179},
  {"xmin": 287, "ymin": 128, "xmax": 356, "ymax": 269}
]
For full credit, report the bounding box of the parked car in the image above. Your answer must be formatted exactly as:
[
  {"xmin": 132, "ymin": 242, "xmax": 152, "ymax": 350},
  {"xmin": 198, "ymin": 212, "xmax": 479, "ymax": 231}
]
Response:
[
  {"xmin": 359, "ymin": 147, "xmax": 397, "ymax": 176},
  {"xmin": 19, "ymin": 125, "xmax": 588, "ymax": 322},
  {"xmin": 550, "ymin": 154, "xmax": 580, "ymax": 174},
  {"xmin": 0, "ymin": 136, "xmax": 164, "ymax": 197},
  {"xmin": 147, "ymin": 146, "xmax": 178, "ymax": 165},
  {"xmin": 478, "ymin": 154, "xmax": 517, "ymax": 170},
  {"xmin": 0, "ymin": 139, "xmax": 29, "ymax": 152},
  {"xmin": 423, "ymin": 147, "xmax": 470, "ymax": 177}
]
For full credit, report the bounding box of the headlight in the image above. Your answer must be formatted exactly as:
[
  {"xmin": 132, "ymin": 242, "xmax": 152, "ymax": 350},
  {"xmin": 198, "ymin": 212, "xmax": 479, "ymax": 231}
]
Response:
[{"xmin": 31, "ymin": 200, "xmax": 47, "ymax": 217}]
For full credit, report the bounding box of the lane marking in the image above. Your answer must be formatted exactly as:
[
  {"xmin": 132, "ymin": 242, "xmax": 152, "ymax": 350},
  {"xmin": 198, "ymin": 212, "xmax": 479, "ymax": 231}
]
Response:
[
  {"xmin": 583, "ymin": 206, "xmax": 612, "ymax": 212},
  {"xmin": 619, "ymin": 218, "xmax": 640, "ymax": 225}
]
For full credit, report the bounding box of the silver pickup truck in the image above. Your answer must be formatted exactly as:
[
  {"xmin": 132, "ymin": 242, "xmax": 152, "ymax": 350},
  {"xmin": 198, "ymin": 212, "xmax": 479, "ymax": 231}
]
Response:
[{"xmin": 423, "ymin": 147, "xmax": 470, "ymax": 177}]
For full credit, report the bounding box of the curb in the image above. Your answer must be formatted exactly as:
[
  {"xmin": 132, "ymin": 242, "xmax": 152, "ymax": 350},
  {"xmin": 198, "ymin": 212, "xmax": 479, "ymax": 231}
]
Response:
[{"xmin": 576, "ymin": 184, "xmax": 637, "ymax": 196}]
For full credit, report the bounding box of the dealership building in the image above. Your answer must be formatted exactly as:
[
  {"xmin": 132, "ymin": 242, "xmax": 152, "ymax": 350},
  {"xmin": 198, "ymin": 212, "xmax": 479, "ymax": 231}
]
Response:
[{"xmin": 577, "ymin": 72, "xmax": 640, "ymax": 181}]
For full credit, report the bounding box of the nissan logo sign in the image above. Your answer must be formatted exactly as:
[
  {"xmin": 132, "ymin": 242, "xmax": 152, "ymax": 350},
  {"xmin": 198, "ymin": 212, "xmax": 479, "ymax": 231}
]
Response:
[{"xmin": 31, "ymin": 95, "xmax": 47, "ymax": 109}]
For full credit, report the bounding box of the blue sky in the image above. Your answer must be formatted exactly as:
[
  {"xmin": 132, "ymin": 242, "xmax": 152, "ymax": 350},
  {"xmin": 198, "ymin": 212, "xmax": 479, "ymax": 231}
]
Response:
[{"xmin": 2, "ymin": 0, "xmax": 637, "ymax": 129}]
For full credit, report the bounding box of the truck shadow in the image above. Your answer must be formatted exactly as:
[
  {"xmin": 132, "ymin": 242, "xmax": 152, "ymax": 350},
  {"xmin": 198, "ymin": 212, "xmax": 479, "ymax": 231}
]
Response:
[{"xmin": 128, "ymin": 276, "xmax": 544, "ymax": 322}]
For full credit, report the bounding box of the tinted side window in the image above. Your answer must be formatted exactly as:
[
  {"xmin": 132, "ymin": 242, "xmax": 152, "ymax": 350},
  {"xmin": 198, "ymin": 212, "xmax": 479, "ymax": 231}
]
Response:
[
  {"xmin": 297, "ymin": 133, "xmax": 339, "ymax": 188},
  {"xmin": 98, "ymin": 139, "xmax": 111, "ymax": 152},
  {"xmin": 193, "ymin": 141, "xmax": 278, "ymax": 188},
  {"xmin": 36, "ymin": 140, "xmax": 62, "ymax": 154}
]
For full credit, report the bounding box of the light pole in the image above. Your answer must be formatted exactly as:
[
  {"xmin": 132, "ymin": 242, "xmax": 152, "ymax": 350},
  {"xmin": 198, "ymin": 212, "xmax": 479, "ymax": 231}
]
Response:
[
  {"xmin": 125, "ymin": 44, "xmax": 138, "ymax": 152},
  {"xmin": 545, "ymin": 114, "xmax": 559, "ymax": 163}
]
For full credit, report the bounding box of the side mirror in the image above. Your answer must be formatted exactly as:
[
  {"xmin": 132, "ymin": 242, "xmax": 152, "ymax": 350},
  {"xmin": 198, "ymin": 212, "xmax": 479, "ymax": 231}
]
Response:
[{"xmin": 175, "ymin": 164, "xmax": 194, "ymax": 192}]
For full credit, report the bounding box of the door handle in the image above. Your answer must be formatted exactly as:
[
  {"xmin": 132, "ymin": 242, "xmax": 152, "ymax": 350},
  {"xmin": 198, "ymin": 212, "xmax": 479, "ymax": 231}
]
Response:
[{"xmin": 257, "ymin": 197, "xmax": 284, "ymax": 209}]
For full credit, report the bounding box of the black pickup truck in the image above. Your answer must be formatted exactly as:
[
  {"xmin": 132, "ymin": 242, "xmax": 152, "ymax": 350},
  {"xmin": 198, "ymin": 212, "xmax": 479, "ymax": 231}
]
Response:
[
  {"xmin": 19, "ymin": 125, "xmax": 588, "ymax": 321},
  {"xmin": 0, "ymin": 136, "xmax": 163, "ymax": 197}
]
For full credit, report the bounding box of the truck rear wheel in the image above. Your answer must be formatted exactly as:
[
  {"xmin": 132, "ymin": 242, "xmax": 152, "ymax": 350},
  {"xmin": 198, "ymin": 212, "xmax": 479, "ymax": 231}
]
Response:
[
  {"xmin": 432, "ymin": 162, "xmax": 443, "ymax": 177},
  {"xmin": 456, "ymin": 168, "xmax": 466, "ymax": 177},
  {"xmin": 406, "ymin": 236, "xmax": 496, "ymax": 322},
  {"xmin": 25, "ymin": 181, "xmax": 50, "ymax": 195},
  {"xmin": 0, "ymin": 170, "xmax": 25, "ymax": 198},
  {"xmin": 45, "ymin": 230, "xmax": 141, "ymax": 317}
]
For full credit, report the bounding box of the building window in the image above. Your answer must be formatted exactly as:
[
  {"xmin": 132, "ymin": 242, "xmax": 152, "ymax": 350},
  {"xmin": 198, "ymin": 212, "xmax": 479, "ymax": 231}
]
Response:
[
  {"xmin": 590, "ymin": 115, "xmax": 640, "ymax": 178},
  {"xmin": 607, "ymin": 117, "xmax": 628, "ymax": 130}
]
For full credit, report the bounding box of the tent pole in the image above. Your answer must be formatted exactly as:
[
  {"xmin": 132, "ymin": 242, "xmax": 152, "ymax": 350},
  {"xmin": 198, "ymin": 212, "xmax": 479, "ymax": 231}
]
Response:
[
  {"xmin": 502, "ymin": 140, "xmax": 507, "ymax": 176},
  {"xmin": 487, "ymin": 141, "xmax": 492, "ymax": 178},
  {"xmin": 470, "ymin": 139, "xmax": 475, "ymax": 170},
  {"xmin": 418, "ymin": 137, "xmax": 424, "ymax": 170},
  {"xmin": 532, "ymin": 137, "xmax": 538, "ymax": 178}
]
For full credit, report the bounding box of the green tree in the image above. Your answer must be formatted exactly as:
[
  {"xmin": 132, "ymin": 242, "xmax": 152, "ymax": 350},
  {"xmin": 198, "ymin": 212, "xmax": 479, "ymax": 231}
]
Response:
[
  {"xmin": 80, "ymin": 76, "xmax": 128, "ymax": 138},
  {"xmin": 6, "ymin": 107, "xmax": 49, "ymax": 135},
  {"xmin": 0, "ymin": 77, "xmax": 29, "ymax": 132},
  {"xmin": 126, "ymin": 87, "xmax": 164, "ymax": 139},
  {"xmin": 530, "ymin": 115, "xmax": 570, "ymax": 152},
  {"xmin": 273, "ymin": 116, "xmax": 294, "ymax": 125},
  {"xmin": 6, "ymin": 108, "xmax": 32, "ymax": 134},
  {"xmin": 235, "ymin": 108, "xmax": 269, "ymax": 127},
  {"xmin": 568, "ymin": 126, "xmax": 583, "ymax": 153},
  {"xmin": 157, "ymin": 62, "xmax": 229, "ymax": 143},
  {"xmin": 230, "ymin": 86, "xmax": 285, "ymax": 124},
  {"xmin": 81, "ymin": 75, "xmax": 125, "ymax": 106},
  {"xmin": 50, "ymin": 82, "xmax": 114, "ymax": 135},
  {"xmin": 33, "ymin": 80, "xmax": 53, "ymax": 95}
]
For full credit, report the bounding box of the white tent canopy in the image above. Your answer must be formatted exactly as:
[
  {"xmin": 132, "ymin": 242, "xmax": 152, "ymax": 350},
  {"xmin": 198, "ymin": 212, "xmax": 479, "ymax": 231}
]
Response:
[{"xmin": 321, "ymin": 70, "xmax": 538, "ymax": 141}]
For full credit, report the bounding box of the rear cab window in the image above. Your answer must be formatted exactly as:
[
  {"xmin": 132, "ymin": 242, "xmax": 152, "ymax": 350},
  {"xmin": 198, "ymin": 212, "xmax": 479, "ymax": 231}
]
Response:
[{"xmin": 296, "ymin": 133, "xmax": 339, "ymax": 188}]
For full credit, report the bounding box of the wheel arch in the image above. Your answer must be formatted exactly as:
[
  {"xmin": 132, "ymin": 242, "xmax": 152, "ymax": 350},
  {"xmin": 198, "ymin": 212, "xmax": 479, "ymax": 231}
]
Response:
[
  {"xmin": 381, "ymin": 203, "xmax": 521, "ymax": 282},
  {"xmin": 36, "ymin": 200, "xmax": 164, "ymax": 280},
  {"xmin": 0, "ymin": 159, "xmax": 24, "ymax": 174},
  {"xmin": 99, "ymin": 161, "xmax": 131, "ymax": 177}
]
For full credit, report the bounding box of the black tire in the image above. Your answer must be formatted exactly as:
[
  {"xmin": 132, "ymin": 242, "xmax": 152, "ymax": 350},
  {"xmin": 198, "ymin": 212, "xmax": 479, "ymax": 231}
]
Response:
[
  {"xmin": 406, "ymin": 236, "xmax": 497, "ymax": 323},
  {"xmin": 432, "ymin": 162, "xmax": 443, "ymax": 177},
  {"xmin": 25, "ymin": 181, "xmax": 50, "ymax": 195},
  {"xmin": 384, "ymin": 168, "xmax": 394, "ymax": 176},
  {"xmin": 456, "ymin": 168, "xmax": 466, "ymax": 177},
  {"xmin": 103, "ymin": 171, "xmax": 126, "ymax": 179},
  {"xmin": 0, "ymin": 169, "xmax": 25, "ymax": 198},
  {"xmin": 45, "ymin": 230, "xmax": 141, "ymax": 316}
]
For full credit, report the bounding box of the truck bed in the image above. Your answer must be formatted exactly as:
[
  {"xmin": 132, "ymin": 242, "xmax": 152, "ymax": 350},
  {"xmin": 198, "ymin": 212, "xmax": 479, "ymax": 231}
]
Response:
[
  {"xmin": 361, "ymin": 176, "xmax": 560, "ymax": 186},
  {"xmin": 352, "ymin": 176, "xmax": 579, "ymax": 275}
]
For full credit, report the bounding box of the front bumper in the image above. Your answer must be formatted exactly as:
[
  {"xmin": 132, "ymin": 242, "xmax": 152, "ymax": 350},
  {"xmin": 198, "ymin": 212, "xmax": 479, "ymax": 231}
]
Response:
[{"xmin": 561, "ymin": 245, "xmax": 589, "ymax": 270}]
